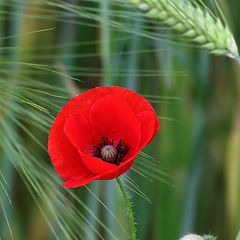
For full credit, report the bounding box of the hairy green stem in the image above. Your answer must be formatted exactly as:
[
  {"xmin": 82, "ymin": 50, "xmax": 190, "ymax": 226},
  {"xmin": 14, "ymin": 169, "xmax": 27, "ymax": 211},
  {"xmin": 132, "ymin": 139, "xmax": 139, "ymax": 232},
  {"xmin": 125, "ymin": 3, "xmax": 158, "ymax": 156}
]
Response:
[{"xmin": 116, "ymin": 177, "xmax": 136, "ymax": 240}]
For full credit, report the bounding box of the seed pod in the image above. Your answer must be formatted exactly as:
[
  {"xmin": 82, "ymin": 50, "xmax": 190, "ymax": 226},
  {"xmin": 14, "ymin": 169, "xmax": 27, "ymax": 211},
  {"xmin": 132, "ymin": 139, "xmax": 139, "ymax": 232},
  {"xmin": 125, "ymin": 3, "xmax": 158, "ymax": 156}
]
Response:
[{"xmin": 101, "ymin": 145, "xmax": 117, "ymax": 162}]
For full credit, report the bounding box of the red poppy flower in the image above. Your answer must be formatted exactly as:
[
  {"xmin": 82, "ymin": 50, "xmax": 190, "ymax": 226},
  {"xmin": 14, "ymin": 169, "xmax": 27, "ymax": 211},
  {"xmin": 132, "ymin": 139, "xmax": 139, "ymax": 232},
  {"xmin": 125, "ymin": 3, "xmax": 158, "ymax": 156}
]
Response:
[{"xmin": 48, "ymin": 86, "xmax": 159, "ymax": 188}]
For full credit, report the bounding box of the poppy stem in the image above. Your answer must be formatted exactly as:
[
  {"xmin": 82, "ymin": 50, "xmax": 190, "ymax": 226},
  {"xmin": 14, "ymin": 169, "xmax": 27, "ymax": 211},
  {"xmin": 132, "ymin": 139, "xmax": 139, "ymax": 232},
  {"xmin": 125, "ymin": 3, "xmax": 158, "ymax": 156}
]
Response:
[{"xmin": 116, "ymin": 177, "xmax": 136, "ymax": 240}]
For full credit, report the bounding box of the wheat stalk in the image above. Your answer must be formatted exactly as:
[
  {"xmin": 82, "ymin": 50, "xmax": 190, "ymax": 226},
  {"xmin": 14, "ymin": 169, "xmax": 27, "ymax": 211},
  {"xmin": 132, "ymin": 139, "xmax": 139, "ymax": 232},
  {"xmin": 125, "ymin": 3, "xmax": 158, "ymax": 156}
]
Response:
[{"xmin": 127, "ymin": 0, "xmax": 239, "ymax": 60}]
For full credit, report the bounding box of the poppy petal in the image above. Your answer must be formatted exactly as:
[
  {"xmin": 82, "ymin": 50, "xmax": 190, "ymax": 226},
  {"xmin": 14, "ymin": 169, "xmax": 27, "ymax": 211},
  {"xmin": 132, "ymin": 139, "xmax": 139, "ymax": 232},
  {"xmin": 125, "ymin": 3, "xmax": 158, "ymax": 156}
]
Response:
[
  {"xmin": 89, "ymin": 94, "xmax": 141, "ymax": 149},
  {"xmin": 81, "ymin": 86, "xmax": 159, "ymax": 141},
  {"xmin": 96, "ymin": 150, "xmax": 138, "ymax": 180},
  {"xmin": 81, "ymin": 86, "xmax": 154, "ymax": 114},
  {"xmin": 64, "ymin": 113, "xmax": 99, "ymax": 154},
  {"xmin": 80, "ymin": 152, "xmax": 119, "ymax": 175},
  {"xmin": 63, "ymin": 174, "xmax": 97, "ymax": 188},
  {"xmin": 48, "ymin": 97, "xmax": 91, "ymax": 179},
  {"xmin": 138, "ymin": 111, "xmax": 156, "ymax": 150}
]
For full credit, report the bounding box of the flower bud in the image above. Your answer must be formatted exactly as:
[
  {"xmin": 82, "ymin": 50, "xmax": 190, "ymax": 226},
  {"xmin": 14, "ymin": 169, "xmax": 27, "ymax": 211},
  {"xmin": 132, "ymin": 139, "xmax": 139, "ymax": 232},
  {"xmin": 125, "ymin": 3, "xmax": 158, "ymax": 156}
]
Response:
[
  {"xmin": 179, "ymin": 234, "xmax": 203, "ymax": 240},
  {"xmin": 179, "ymin": 233, "xmax": 216, "ymax": 240}
]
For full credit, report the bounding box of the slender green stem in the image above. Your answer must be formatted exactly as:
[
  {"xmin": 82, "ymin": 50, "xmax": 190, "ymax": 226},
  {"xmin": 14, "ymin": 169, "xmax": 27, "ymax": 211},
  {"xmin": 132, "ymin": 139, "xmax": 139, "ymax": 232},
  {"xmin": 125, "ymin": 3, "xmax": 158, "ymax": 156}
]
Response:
[{"xmin": 116, "ymin": 177, "xmax": 136, "ymax": 240}]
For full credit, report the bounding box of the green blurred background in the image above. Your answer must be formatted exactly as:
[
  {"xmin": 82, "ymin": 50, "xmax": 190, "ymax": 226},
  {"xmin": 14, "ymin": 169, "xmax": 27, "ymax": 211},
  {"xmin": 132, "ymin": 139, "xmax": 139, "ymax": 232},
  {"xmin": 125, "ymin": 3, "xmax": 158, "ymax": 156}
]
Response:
[{"xmin": 0, "ymin": 0, "xmax": 240, "ymax": 239}]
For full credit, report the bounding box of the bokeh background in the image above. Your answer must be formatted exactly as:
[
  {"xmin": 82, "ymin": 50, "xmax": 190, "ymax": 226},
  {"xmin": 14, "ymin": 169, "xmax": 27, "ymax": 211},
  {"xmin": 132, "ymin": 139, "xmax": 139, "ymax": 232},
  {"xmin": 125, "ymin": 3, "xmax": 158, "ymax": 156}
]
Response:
[{"xmin": 1, "ymin": 0, "xmax": 240, "ymax": 239}]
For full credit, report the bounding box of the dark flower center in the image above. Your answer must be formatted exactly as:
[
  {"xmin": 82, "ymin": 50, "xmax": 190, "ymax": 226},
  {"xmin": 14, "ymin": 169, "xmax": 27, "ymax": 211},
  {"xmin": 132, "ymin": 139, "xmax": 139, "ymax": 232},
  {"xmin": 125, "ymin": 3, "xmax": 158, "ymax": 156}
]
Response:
[
  {"xmin": 90, "ymin": 136, "xmax": 129, "ymax": 165},
  {"xmin": 101, "ymin": 145, "xmax": 117, "ymax": 162}
]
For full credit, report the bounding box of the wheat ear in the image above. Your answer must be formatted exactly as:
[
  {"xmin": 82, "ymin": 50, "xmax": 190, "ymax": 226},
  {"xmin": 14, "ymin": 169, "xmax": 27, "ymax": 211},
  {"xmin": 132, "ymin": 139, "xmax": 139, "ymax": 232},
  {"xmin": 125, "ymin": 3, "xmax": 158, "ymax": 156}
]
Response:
[{"xmin": 127, "ymin": 0, "xmax": 239, "ymax": 60}]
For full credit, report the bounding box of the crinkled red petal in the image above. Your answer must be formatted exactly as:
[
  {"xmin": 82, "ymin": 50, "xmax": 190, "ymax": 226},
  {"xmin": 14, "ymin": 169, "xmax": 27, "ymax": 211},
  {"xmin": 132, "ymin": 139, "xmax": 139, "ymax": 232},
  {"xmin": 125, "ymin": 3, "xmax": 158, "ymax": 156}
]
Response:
[
  {"xmin": 81, "ymin": 86, "xmax": 159, "ymax": 148},
  {"xmin": 48, "ymin": 96, "xmax": 91, "ymax": 180},
  {"xmin": 90, "ymin": 94, "xmax": 141, "ymax": 149},
  {"xmin": 137, "ymin": 111, "xmax": 156, "ymax": 150},
  {"xmin": 64, "ymin": 113, "xmax": 100, "ymax": 154},
  {"xmin": 96, "ymin": 149, "xmax": 138, "ymax": 180},
  {"xmin": 63, "ymin": 174, "xmax": 96, "ymax": 188},
  {"xmin": 80, "ymin": 152, "xmax": 119, "ymax": 175}
]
